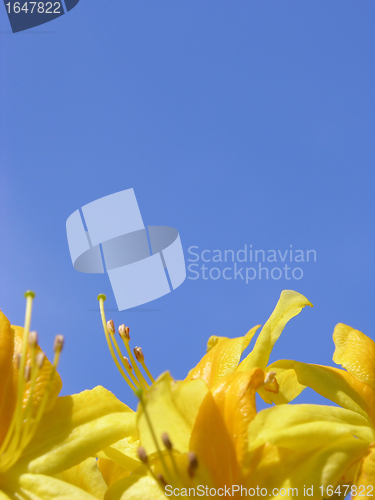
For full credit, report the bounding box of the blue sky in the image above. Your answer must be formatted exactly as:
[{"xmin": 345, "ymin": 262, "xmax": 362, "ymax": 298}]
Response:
[{"xmin": 0, "ymin": 0, "xmax": 374, "ymax": 410}]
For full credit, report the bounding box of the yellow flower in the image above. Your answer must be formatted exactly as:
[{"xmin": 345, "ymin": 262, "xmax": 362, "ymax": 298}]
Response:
[
  {"xmin": 101, "ymin": 372, "xmax": 370, "ymax": 499},
  {"xmin": 264, "ymin": 323, "xmax": 375, "ymax": 495},
  {"xmin": 97, "ymin": 290, "xmax": 312, "ymax": 397},
  {"xmin": 186, "ymin": 290, "xmax": 313, "ymax": 397},
  {"xmin": 96, "ymin": 291, "xmax": 370, "ymax": 499},
  {"xmin": 0, "ymin": 292, "xmax": 136, "ymax": 500}
]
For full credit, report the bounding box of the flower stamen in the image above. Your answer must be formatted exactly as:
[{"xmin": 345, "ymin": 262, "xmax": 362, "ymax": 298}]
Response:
[
  {"xmin": 187, "ymin": 451, "xmax": 198, "ymax": 478},
  {"xmin": 137, "ymin": 446, "xmax": 162, "ymax": 485},
  {"xmin": 110, "ymin": 330, "xmax": 141, "ymax": 389},
  {"xmin": 20, "ymin": 334, "xmax": 64, "ymax": 450},
  {"xmin": 121, "ymin": 356, "xmax": 142, "ymax": 388},
  {"xmin": 0, "ymin": 292, "xmax": 65, "ymax": 474},
  {"xmin": 135, "ymin": 390, "xmax": 171, "ymax": 483},
  {"xmin": 119, "ymin": 325, "xmax": 149, "ymax": 389},
  {"xmin": 0, "ymin": 291, "xmax": 36, "ymax": 467},
  {"xmin": 97, "ymin": 295, "xmax": 136, "ymax": 391},
  {"xmin": 162, "ymin": 432, "xmax": 182, "ymax": 482},
  {"xmin": 157, "ymin": 473, "xmax": 168, "ymax": 487},
  {"xmin": 134, "ymin": 346, "xmax": 155, "ymax": 384}
]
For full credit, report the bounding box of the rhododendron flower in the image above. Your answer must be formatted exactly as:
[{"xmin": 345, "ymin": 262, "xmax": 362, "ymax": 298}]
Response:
[{"xmin": 0, "ymin": 292, "xmax": 136, "ymax": 500}]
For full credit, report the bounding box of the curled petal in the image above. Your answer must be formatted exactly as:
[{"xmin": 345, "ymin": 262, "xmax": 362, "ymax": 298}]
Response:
[
  {"xmin": 211, "ymin": 369, "xmax": 265, "ymax": 464},
  {"xmin": 237, "ymin": 290, "xmax": 312, "ymax": 371},
  {"xmin": 333, "ymin": 324, "xmax": 375, "ymax": 390},
  {"xmin": 186, "ymin": 325, "xmax": 260, "ymax": 387}
]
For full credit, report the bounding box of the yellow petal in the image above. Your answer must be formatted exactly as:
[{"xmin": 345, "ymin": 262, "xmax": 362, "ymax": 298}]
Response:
[
  {"xmin": 97, "ymin": 458, "xmax": 130, "ymax": 488},
  {"xmin": 0, "ymin": 312, "xmax": 15, "ymax": 445},
  {"xmin": 265, "ymin": 361, "xmax": 375, "ymax": 423},
  {"xmin": 12, "ymin": 324, "xmax": 62, "ymax": 414},
  {"xmin": 105, "ymin": 471, "xmax": 165, "ymax": 500},
  {"xmin": 186, "ymin": 326, "xmax": 260, "ymax": 387},
  {"xmin": 96, "ymin": 436, "xmax": 140, "ymax": 472},
  {"xmin": 14, "ymin": 386, "xmax": 136, "ymax": 476},
  {"xmin": 244, "ymin": 437, "xmax": 370, "ymax": 494},
  {"xmin": 211, "ymin": 369, "xmax": 265, "ymax": 464},
  {"xmin": 189, "ymin": 390, "xmax": 240, "ymax": 487},
  {"xmin": 0, "ymin": 490, "xmax": 14, "ymax": 500},
  {"xmin": 247, "ymin": 404, "xmax": 374, "ymax": 453},
  {"xmin": 237, "ymin": 290, "xmax": 312, "ymax": 371},
  {"xmin": 137, "ymin": 372, "xmax": 208, "ymax": 455},
  {"xmin": 54, "ymin": 458, "xmax": 107, "ymax": 500},
  {"xmin": 333, "ymin": 324, "xmax": 375, "ymax": 390},
  {"xmin": 353, "ymin": 446, "xmax": 375, "ymax": 492},
  {"xmin": 244, "ymin": 405, "xmax": 372, "ymax": 494},
  {"xmin": 16, "ymin": 473, "xmax": 102, "ymax": 500}
]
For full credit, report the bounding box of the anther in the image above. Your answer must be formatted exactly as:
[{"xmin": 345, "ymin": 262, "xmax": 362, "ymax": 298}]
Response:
[
  {"xmin": 97, "ymin": 294, "xmax": 106, "ymax": 301},
  {"xmin": 106, "ymin": 320, "xmax": 115, "ymax": 335},
  {"xmin": 36, "ymin": 352, "xmax": 45, "ymax": 369},
  {"xmin": 134, "ymin": 346, "xmax": 144, "ymax": 362},
  {"xmin": 28, "ymin": 331, "xmax": 38, "ymax": 347},
  {"xmin": 264, "ymin": 371, "xmax": 276, "ymax": 385},
  {"xmin": 118, "ymin": 324, "xmax": 130, "ymax": 341},
  {"xmin": 157, "ymin": 474, "xmax": 168, "ymax": 487},
  {"xmin": 162, "ymin": 432, "xmax": 173, "ymax": 451},
  {"xmin": 187, "ymin": 451, "xmax": 198, "ymax": 477},
  {"xmin": 24, "ymin": 290, "xmax": 36, "ymax": 299},
  {"xmin": 16, "ymin": 353, "xmax": 22, "ymax": 370},
  {"xmin": 24, "ymin": 365, "xmax": 32, "ymax": 383},
  {"xmin": 124, "ymin": 357, "xmax": 132, "ymax": 371},
  {"xmin": 53, "ymin": 335, "xmax": 64, "ymax": 353},
  {"xmin": 137, "ymin": 446, "xmax": 148, "ymax": 464},
  {"xmin": 133, "ymin": 346, "xmax": 155, "ymax": 384}
]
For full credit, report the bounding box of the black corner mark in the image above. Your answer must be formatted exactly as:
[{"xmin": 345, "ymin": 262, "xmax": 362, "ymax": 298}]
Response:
[{"xmin": 3, "ymin": 0, "xmax": 79, "ymax": 33}]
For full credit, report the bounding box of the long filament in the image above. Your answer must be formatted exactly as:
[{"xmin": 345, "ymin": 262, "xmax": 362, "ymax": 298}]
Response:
[{"xmin": 97, "ymin": 295, "xmax": 136, "ymax": 390}]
